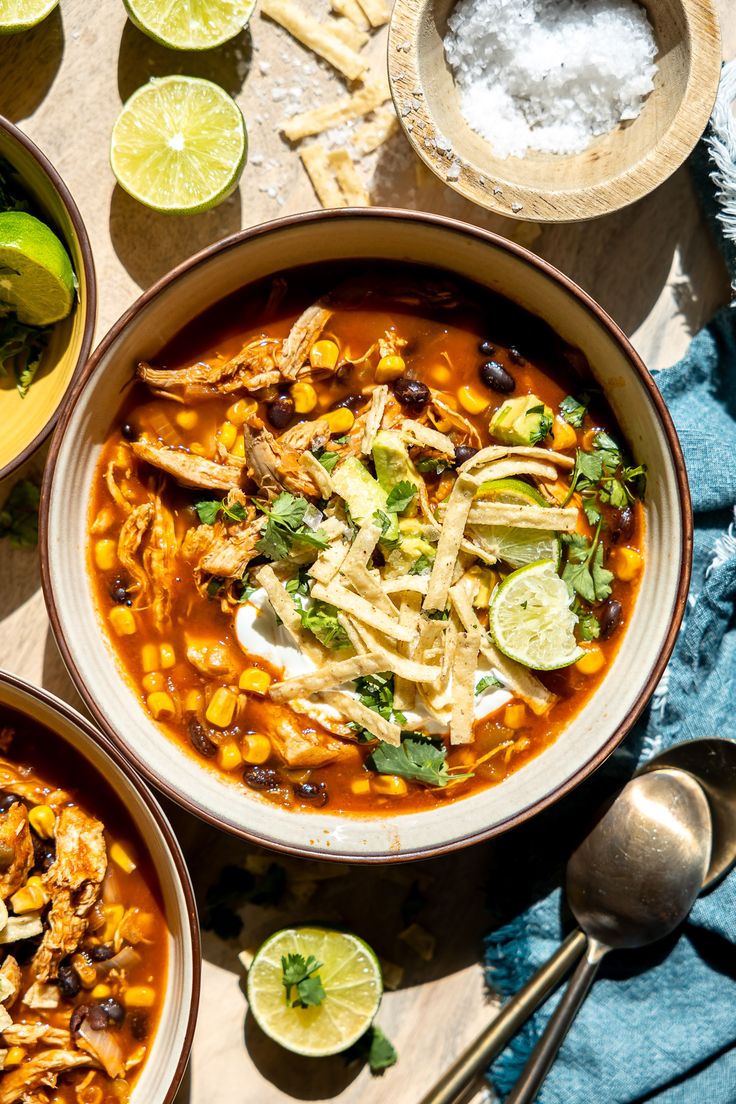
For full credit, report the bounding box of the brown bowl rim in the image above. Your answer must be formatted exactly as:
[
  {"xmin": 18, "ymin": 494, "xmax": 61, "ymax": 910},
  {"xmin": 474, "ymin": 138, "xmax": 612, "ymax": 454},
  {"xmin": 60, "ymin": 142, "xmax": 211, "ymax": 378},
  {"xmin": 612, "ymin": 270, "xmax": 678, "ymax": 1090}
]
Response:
[
  {"xmin": 0, "ymin": 114, "xmax": 97, "ymax": 482},
  {"xmin": 39, "ymin": 206, "xmax": 693, "ymax": 862},
  {"xmin": 0, "ymin": 667, "xmax": 200, "ymax": 1102}
]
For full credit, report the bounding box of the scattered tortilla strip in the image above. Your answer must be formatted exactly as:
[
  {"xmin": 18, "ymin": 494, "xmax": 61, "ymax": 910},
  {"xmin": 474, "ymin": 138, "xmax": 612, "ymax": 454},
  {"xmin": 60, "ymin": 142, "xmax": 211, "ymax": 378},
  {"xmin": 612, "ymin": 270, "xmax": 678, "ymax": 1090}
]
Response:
[
  {"xmin": 383, "ymin": 575, "xmax": 430, "ymax": 594},
  {"xmin": 448, "ymin": 577, "xmax": 483, "ymax": 635},
  {"xmin": 260, "ymin": 0, "xmax": 368, "ymax": 81},
  {"xmin": 355, "ymin": 0, "xmax": 390, "ymax": 27},
  {"xmin": 423, "ymin": 474, "xmax": 477, "ymax": 613},
  {"xmin": 451, "ymin": 629, "xmax": 481, "ymax": 745},
  {"xmin": 339, "ymin": 613, "xmax": 368, "ymax": 654},
  {"xmin": 254, "ymin": 565, "xmax": 324, "ymax": 662},
  {"xmin": 329, "ymin": 16, "xmax": 369, "ymax": 50},
  {"xmin": 459, "ymin": 444, "xmax": 575, "ymax": 475},
  {"xmin": 319, "ymin": 691, "xmax": 401, "ymax": 745},
  {"xmin": 309, "ymin": 538, "xmax": 350, "ymax": 585},
  {"xmin": 330, "ymin": 0, "xmax": 369, "ymax": 29},
  {"xmin": 459, "ymin": 536, "xmax": 498, "ymax": 565},
  {"xmin": 339, "ymin": 520, "xmax": 381, "ymax": 575},
  {"xmin": 343, "ymin": 561, "xmax": 397, "ymax": 616},
  {"xmin": 465, "ymin": 502, "xmax": 579, "ymax": 531},
  {"xmin": 328, "ymin": 148, "xmax": 370, "ymax": 206},
  {"xmin": 400, "ymin": 419, "xmax": 456, "ymax": 457},
  {"xmin": 351, "ymin": 618, "xmax": 442, "ymax": 681},
  {"xmin": 311, "ymin": 581, "xmax": 415, "ymax": 642},
  {"xmin": 361, "ymin": 384, "xmax": 389, "ymax": 453},
  {"xmin": 476, "ymin": 459, "xmax": 560, "ymax": 484},
  {"xmin": 269, "ymin": 651, "xmax": 385, "ymax": 701},
  {"xmin": 300, "ymin": 450, "xmax": 334, "ymax": 498},
  {"xmin": 281, "ymin": 78, "xmax": 390, "ymax": 141},
  {"xmin": 394, "ymin": 591, "xmax": 422, "ymax": 711},
  {"xmin": 300, "ymin": 144, "xmax": 343, "ymax": 208},
  {"xmin": 353, "ymin": 106, "xmax": 400, "ymax": 155}
]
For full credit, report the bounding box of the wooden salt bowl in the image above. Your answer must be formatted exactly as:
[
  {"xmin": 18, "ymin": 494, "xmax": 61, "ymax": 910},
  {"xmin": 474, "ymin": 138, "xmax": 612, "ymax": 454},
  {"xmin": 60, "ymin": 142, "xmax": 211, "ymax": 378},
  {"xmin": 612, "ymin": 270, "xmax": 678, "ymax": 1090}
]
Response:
[{"xmin": 388, "ymin": 0, "xmax": 722, "ymax": 222}]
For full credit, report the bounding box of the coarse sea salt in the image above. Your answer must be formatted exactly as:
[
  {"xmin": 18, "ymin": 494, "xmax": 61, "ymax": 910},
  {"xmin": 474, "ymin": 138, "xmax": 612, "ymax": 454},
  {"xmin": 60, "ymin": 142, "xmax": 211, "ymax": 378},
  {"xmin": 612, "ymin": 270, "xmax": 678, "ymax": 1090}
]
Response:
[{"xmin": 444, "ymin": 0, "xmax": 658, "ymax": 158}]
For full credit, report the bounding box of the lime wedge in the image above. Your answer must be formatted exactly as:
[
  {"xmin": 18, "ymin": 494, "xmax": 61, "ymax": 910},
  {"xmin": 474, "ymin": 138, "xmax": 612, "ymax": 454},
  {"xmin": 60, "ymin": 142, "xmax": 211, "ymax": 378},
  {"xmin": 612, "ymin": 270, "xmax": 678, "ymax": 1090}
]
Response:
[
  {"xmin": 124, "ymin": 0, "xmax": 256, "ymax": 50},
  {"xmin": 472, "ymin": 478, "xmax": 560, "ymax": 570},
  {"xmin": 489, "ymin": 560, "xmax": 583, "ymax": 670},
  {"xmin": 110, "ymin": 76, "xmax": 247, "ymax": 215},
  {"xmin": 0, "ymin": 0, "xmax": 57, "ymax": 33},
  {"xmin": 247, "ymin": 927, "xmax": 383, "ymax": 1058},
  {"xmin": 0, "ymin": 211, "xmax": 75, "ymax": 326}
]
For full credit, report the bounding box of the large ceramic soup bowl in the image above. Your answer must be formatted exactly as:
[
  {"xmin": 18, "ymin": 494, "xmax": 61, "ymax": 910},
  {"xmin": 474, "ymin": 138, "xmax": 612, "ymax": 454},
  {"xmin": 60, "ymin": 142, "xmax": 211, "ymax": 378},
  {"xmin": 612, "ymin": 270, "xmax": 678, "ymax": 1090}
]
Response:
[
  {"xmin": 0, "ymin": 672, "xmax": 199, "ymax": 1102},
  {"xmin": 41, "ymin": 209, "xmax": 691, "ymax": 862}
]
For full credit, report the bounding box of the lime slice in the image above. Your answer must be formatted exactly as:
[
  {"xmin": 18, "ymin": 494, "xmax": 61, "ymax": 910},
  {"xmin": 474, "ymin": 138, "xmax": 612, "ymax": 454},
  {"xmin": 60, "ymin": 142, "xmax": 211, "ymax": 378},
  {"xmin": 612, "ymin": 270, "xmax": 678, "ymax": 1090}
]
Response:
[
  {"xmin": 124, "ymin": 0, "xmax": 256, "ymax": 50},
  {"xmin": 472, "ymin": 478, "xmax": 560, "ymax": 570},
  {"xmin": 0, "ymin": 0, "xmax": 58, "ymax": 33},
  {"xmin": 489, "ymin": 560, "xmax": 583, "ymax": 670},
  {"xmin": 247, "ymin": 927, "xmax": 383, "ymax": 1058},
  {"xmin": 0, "ymin": 211, "xmax": 74, "ymax": 326},
  {"xmin": 110, "ymin": 76, "xmax": 247, "ymax": 215}
]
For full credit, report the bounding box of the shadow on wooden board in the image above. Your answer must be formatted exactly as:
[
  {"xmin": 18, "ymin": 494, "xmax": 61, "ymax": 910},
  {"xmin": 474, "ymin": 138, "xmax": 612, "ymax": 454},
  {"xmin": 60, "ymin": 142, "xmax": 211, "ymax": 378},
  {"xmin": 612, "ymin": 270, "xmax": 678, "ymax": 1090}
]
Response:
[{"xmin": 0, "ymin": 6, "xmax": 64, "ymax": 122}]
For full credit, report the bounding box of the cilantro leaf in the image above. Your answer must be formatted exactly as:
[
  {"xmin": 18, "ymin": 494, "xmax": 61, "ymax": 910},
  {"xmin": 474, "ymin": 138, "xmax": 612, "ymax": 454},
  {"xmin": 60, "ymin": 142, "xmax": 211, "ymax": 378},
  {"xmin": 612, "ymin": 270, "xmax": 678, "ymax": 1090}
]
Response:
[
  {"xmin": 373, "ymin": 509, "xmax": 400, "ymax": 547},
  {"xmin": 195, "ymin": 497, "xmax": 247, "ymax": 525},
  {"xmin": 368, "ymin": 736, "xmax": 471, "ymax": 788},
  {"xmin": 281, "ymin": 953, "xmax": 326, "ymax": 1008},
  {"xmin": 562, "ymin": 527, "xmax": 613, "ymax": 604},
  {"xmin": 368, "ymin": 1026, "xmax": 398, "ymax": 1073},
  {"xmin": 576, "ymin": 609, "xmax": 600, "ymax": 641},
  {"xmin": 385, "ymin": 480, "xmax": 417, "ymax": 514},
  {"xmin": 0, "ymin": 478, "xmax": 40, "ymax": 547},
  {"xmin": 0, "ymin": 319, "xmax": 48, "ymax": 397},
  {"xmin": 559, "ymin": 393, "xmax": 589, "ymax": 428},
  {"xmin": 314, "ymin": 448, "xmax": 340, "ymax": 473},
  {"xmin": 299, "ymin": 601, "xmax": 350, "ymax": 650},
  {"xmin": 408, "ymin": 552, "xmax": 433, "ymax": 576},
  {"xmin": 415, "ymin": 456, "xmax": 451, "ymax": 475},
  {"xmin": 255, "ymin": 492, "xmax": 329, "ymax": 561},
  {"xmin": 476, "ymin": 674, "xmax": 502, "ymax": 695},
  {"xmin": 425, "ymin": 608, "xmax": 450, "ymax": 621},
  {"xmin": 526, "ymin": 404, "xmax": 553, "ymax": 445},
  {"xmin": 285, "ymin": 566, "xmax": 310, "ymax": 597}
]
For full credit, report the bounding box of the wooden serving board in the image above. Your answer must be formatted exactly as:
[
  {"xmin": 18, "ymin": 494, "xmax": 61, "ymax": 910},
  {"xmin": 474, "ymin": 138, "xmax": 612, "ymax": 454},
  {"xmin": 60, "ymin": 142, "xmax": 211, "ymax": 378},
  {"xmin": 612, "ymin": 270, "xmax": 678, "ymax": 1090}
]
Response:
[{"xmin": 0, "ymin": 2, "xmax": 733, "ymax": 1101}]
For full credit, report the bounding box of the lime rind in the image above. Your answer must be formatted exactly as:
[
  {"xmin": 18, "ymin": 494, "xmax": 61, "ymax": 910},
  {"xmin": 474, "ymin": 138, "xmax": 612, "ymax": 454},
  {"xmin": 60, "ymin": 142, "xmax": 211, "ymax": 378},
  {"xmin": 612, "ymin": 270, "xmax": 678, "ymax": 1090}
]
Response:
[
  {"xmin": 489, "ymin": 560, "xmax": 583, "ymax": 671},
  {"xmin": 472, "ymin": 478, "xmax": 561, "ymax": 570},
  {"xmin": 0, "ymin": 0, "xmax": 58, "ymax": 32},
  {"xmin": 475, "ymin": 477, "xmax": 549, "ymax": 507},
  {"xmin": 124, "ymin": 0, "xmax": 256, "ymax": 50}
]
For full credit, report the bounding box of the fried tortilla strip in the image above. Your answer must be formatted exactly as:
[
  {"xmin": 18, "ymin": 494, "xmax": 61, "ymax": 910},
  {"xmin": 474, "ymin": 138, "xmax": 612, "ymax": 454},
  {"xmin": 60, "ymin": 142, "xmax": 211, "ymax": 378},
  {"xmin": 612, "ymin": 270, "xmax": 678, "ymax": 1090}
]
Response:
[
  {"xmin": 339, "ymin": 520, "xmax": 381, "ymax": 574},
  {"xmin": 300, "ymin": 450, "xmax": 334, "ymax": 498},
  {"xmin": 279, "ymin": 303, "xmax": 333, "ymax": 379},
  {"xmin": 473, "ymin": 458, "xmax": 559, "ymax": 483},
  {"xmin": 349, "ymin": 618, "xmax": 442, "ymax": 681},
  {"xmin": 311, "ymin": 580, "xmax": 414, "ymax": 642},
  {"xmin": 459, "ymin": 536, "xmax": 499, "ymax": 566},
  {"xmin": 355, "ymin": 0, "xmax": 390, "ymax": 26},
  {"xmin": 352, "ymin": 106, "xmax": 399, "ymax": 154},
  {"xmin": 466, "ymin": 502, "xmax": 579, "ymax": 530},
  {"xmin": 255, "ymin": 565, "xmax": 325, "ymax": 663},
  {"xmin": 319, "ymin": 691, "xmax": 401, "ymax": 746},
  {"xmin": 458, "ymin": 444, "xmax": 575, "ymax": 474},
  {"xmin": 309, "ymin": 538, "xmax": 351, "ymax": 585},
  {"xmin": 343, "ymin": 561, "xmax": 397, "ymax": 616},
  {"xmin": 281, "ymin": 78, "xmax": 389, "ymax": 140},
  {"xmin": 300, "ymin": 144, "xmax": 343, "ymax": 208},
  {"xmin": 361, "ymin": 384, "xmax": 388, "ymax": 453},
  {"xmin": 383, "ymin": 575, "xmax": 430, "ymax": 594},
  {"xmin": 330, "ymin": 0, "xmax": 369, "ymax": 29},
  {"xmin": 260, "ymin": 0, "xmax": 368, "ymax": 81},
  {"xmin": 0, "ymin": 1049, "xmax": 95, "ymax": 1104},
  {"xmin": 423, "ymin": 474, "xmax": 477, "ymax": 614},
  {"xmin": 328, "ymin": 148, "xmax": 370, "ymax": 206},
  {"xmin": 330, "ymin": 16, "xmax": 369, "ymax": 50},
  {"xmin": 270, "ymin": 651, "xmax": 385, "ymax": 701},
  {"xmin": 400, "ymin": 419, "xmax": 456, "ymax": 457},
  {"xmin": 131, "ymin": 440, "xmax": 240, "ymax": 492},
  {"xmin": 394, "ymin": 590, "xmax": 422, "ymax": 711},
  {"xmin": 450, "ymin": 629, "xmax": 481, "ymax": 745}
]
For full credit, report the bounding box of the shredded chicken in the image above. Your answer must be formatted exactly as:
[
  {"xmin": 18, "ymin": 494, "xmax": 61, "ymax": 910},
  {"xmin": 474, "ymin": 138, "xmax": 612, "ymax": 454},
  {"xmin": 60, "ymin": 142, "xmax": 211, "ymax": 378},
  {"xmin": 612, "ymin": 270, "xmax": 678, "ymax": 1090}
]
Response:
[
  {"xmin": 0, "ymin": 760, "xmax": 68, "ymax": 808},
  {"xmin": 117, "ymin": 502, "xmax": 153, "ymax": 600},
  {"xmin": 142, "ymin": 496, "xmax": 178, "ymax": 630},
  {"xmin": 0, "ymin": 956, "xmax": 20, "ymax": 1007},
  {"xmin": 32, "ymin": 808, "xmax": 107, "ymax": 983},
  {"xmin": 279, "ymin": 304, "xmax": 333, "ymax": 379},
  {"xmin": 243, "ymin": 418, "xmax": 321, "ymax": 498},
  {"xmin": 428, "ymin": 393, "xmax": 482, "ymax": 448},
  {"xmin": 104, "ymin": 459, "xmax": 132, "ymax": 515},
  {"xmin": 0, "ymin": 1049, "xmax": 95, "ymax": 1104},
  {"xmin": 183, "ymin": 517, "xmax": 263, "ymax": 582},
  {"xmin": 137, "ymin": 336, "xmax": 281, "ymax": 401},
  {"xmin": 1, "ymin": 1023, "xmax": 70, "ymax": 1048},
  {"xmin": 247, "ymin": 699, "xmax": 352, "ymax": 768},
  {"xmin": 131, "ymin": 440, "xmax": 242, "ymax": 492},
  {"xmin": 0, "ymin": 803, "xmax": 33, "ymax": 899},
  {"xmin": 278, "ymin": 418, "xmax": 331, "ymax": 454}
]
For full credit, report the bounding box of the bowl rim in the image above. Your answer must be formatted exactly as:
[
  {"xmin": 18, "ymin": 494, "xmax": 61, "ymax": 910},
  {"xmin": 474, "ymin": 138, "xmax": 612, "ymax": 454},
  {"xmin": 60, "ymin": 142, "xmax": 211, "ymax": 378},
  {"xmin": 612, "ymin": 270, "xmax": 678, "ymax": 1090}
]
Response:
[
  {"xmin": 39, "ymin": 206, "xmax": 694, "ymax": 861},
  {"xmin": 0, "ymin": 667, "xmax": 201, "ymax": 1101},
  {"xmin": 0, "ymin": 114, "xmax": 97, "ymax": 482},
  {"xmin": 387, "ymin": 0, "xmax": 723, "ymax": 223}
]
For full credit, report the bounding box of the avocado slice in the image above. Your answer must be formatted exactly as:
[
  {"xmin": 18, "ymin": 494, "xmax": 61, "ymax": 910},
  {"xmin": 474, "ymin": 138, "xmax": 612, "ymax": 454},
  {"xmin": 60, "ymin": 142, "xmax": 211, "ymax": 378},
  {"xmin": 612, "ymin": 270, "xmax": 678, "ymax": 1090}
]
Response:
[
  {"xmin": 490, "ymin": 394, "xmax": 553, "ymax": 446},
  {"xmin": 331, "ymin": 456, "xmax": 399, "ymax": 540},
  {"xmin": 372, "ymin": 430, "xmax": 420, "ymax": 515}
]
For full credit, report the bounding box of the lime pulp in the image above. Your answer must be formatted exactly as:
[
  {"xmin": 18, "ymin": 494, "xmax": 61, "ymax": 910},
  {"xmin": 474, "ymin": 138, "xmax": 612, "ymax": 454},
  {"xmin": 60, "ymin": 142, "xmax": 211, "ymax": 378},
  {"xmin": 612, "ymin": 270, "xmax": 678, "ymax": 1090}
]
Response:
[
  {"xmin": 0, "ymin": 211, "xmax": 75, "ymax": 326},
  {"xmin": 123, "ymin": 0, "xmax": 256, "ymax": 50},
  {"xmin": 471, "ymin": 477, "xmax": 561, "ymax": 570},
  {"xmin": 489, "ymin": 560, "xmax": 583, "ymax": 670}
]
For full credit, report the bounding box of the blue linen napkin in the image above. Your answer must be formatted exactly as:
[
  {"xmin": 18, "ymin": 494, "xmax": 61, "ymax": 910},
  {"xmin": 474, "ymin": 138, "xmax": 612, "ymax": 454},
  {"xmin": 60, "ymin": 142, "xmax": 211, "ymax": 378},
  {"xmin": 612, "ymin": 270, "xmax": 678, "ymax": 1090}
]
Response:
[{"xmin": 484, "ymin": 64, "xmax": 736, "ymax": 1104}]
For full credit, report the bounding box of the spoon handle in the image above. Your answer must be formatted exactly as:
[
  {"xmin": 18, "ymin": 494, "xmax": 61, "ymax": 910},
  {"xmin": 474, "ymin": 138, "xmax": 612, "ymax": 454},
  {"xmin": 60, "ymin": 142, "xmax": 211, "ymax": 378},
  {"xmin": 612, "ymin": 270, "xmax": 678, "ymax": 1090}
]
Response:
[
  {"xmin": 418, "ymin": 930, "xmax": 587, "ymax": 1104},
  {"xmin": 504, "ymin": 938, "xmax": 607, "ymax": 1104}
]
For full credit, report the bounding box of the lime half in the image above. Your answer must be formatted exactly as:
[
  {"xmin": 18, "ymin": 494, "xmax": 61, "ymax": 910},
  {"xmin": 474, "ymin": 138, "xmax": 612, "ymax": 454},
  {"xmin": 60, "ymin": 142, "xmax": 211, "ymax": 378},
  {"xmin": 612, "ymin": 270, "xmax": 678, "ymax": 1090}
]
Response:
[
  {"xmin": 124, "ymin": 0, "xmax": 256, "ymax": 50},
  {"xmin": 0, "ymin": 0, "xmax": 57, "ymax": 33},
  {"xmin": 489, "ymin": 560, "xmax": 583, "ymax": 671},
  {"xmin": 0, "ymin": 211, "xmax": 74, "ymax": 326},
  {"xmin": 110, "ymin": 76, "xmax": 247, "ymax": 215},
  {"xmin": 472, "ymin": 478, "xmax": 560, "ymax": 570},
  {"xmin": 247, "ymin": 927, "xmax": 383, "ymax": 1058}
]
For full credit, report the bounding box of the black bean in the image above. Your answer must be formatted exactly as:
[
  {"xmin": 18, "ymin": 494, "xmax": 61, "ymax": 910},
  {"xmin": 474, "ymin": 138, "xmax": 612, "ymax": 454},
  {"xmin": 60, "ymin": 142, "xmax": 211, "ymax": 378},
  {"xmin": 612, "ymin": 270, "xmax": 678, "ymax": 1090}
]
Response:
[
  {"xmin": 293, "ymin": 781, "xmax": 328, "ymax": 807},
  {"xmin": 88, "ymin": 1004, "xmax": 110, "ymax": 1030},
  {"xmin": 70, "ymin": 1004, "xmax": 90, "ymax": 1034},
  {"xmin": 508, "ymin": 346, "xmax": 525, "ymax": 365},
  {"xmin": 479, "ymin": 340, "xmax": 495, "ymax": 356},
  {"xmin": 480, "ymin": 360, "xmax": 515, "ymax": 394},
  {"xmin": 108, "ymin": 576, "xmax": 130, "ymax": 605},
  {"xmin": 32, "ymin": 833, "xmax": 55, "ymax": 872},
  {"xmin": 599, "ymin": 600, "xmax": 623, "ymax": 640},
  {"xmin": 610, "ymin": 507, "xmax": 634, "ymax": 544},
  {"xmin": 100, "ymin": 997, "xmax": 126, "ymax": 1027},
  {"xmin": 266, "ymin": 396, "xmax": 295, "ymax": 430},
  {"xmin": 12, "ymin": 933, "xmax": 42, "ymax": 965},
  {"xmin": 58, "ymin": 965, "xmax": 82, "ymax": 999},
  {"xmin": 335, "ymin": 362, "xmax": 353, "ymax": 383},
  {"xmin": 129, "ymin": 1012, "xmax": 149, "ymax": 1041},
  {"xmin": 454, "ymin": 445, "xmax": 478, "ymax": 467},
  {"xmin": 188, "ymin": 719, "xmax": 217, "ymax": 759},
  {"xmin": 393, "ymin": 377, "xmax": 430, "ymax": 410},
  {"xmin": 0, "ymin": 793, "xmax": 21, "ymax": 814},
  {"xmin": 120, "ymin": 422, "xmax": 138, "ymax": 442},
  {"xmin": 88, "ymin": 942, "xmax": 115, "ymax": 962},
  {"xmin": 243, "ymin": 765, "xmax": 279, "ymax": 791},
  {"xmin": 330, "ymin": 393, "xmax": 364, "ymax": 412}
]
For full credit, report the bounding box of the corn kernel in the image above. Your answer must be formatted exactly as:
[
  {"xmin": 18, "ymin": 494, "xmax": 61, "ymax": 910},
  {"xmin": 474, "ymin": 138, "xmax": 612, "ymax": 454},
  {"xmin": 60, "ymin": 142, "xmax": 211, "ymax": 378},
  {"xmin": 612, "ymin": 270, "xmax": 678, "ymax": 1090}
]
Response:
[
  {"xmin": 551, "ymin": 416, "xmax": 578, "ymax": 451},
  {"xmin": 576, "ymin": 646, "xmax": 606, "ymax": 675},
  {"xmin": 94, "ymin": 539, "xmax": 117, "ymax": 572},
  {"xmin": 190, "ymin": 442, "xmax": 206, "ymax": 456},
  {"xmin": 292, "ymin": 381, "xmax": 318, "ymax": 414},
  {"xmin": 4, "ymin": 1047, "xmax": 25, "ymax": 1068},
  {"xmin": 504, "ymin": 703, "xmax": 528, "ymax": 730},
  {"xmin": 184, "ymin": 689, "xmax": 204, "ymax": 714},
  {"xmin": 350, "ymin": 777, "xmax": 371, "ymax": 796},
  {"xmin": 614, "ymin": 547, "xmax": 643, "ymax": 581},
  {"xmin": 432, "ymin": 365, "xmax": 451, "ymax": 386},
  {"xmin": 372, "ymin": 774, "xmax": 409, "ymax": 796},
  {"xmin": 91, "ymin": 983, "xmax": 112, "ymax": 999},
  {"xmin": 142, "ymin": 672, "xmax": 164, "ymax": 694},
  {"xmin": 241, "ymin": 734, "xmax": 272, "ymax": 765},
  {"xmin": 92, "ymin": 505, "xmax": 116, "ymax": 534},
  {"xmin": 206, "ymin": 687, "xmax": 237, "ymax": 728},
  {"xmin": 110, "ymin": 841, "xmax": 137, "ymax": 874},
  {"xmin": 29, "ymin": 805, "xmax": 55, "ymax": 840},
  {"xmin": 159, "ymin": 644, "xmax": 176, "ymax": 669},
  {"xmin": 239, "ymin": 668, "xmax": 272, "ymax": 695},
  {"xmin": 141, "ymin": 643, "xmax": 160, "ymax": 673},
  {"xmin": 226, "ymin": 399, "xmax": 257, "ymax": 426},
  {"xmin": 217, "ymin": 741, "xmax": 243, "ymax": 772},
  {"xmin": 147, "ymin": 691, "xmax": 176, "ymax": 721},
  {"xmin": 109, "ymin": 607, "xmax": 136, "ymax": 636},
  {"xmin": 232, "ymin": 434, "xmax": 245, "ymax": 458},
  {"xmin": 175, "ymin": 408, "xmax": 198, "ymax": 431},
  {"xmin": 217, "ymin": 421, "xmax": 238, "ymax": 451},
  {"xmin": 324, "ymin": 407, "xmax": 355, "ymax": 435},
  {"xmin": 123, "ymin": 985, "xmax": 156, "ymax": 1009},
  {"xmin": 375, "ymin": 354, "xmax": 406, "ymax": 383},
  {"xmin": 309, "ymin": 339, "xmax": 339, "ymax": 370},
  {"xmin": 457, "ymin": 385, "xmax": 488, "ymax": 415},
  {"xmin": 11, "ymin": 882, "xmax": 48, "ymax": 913}
]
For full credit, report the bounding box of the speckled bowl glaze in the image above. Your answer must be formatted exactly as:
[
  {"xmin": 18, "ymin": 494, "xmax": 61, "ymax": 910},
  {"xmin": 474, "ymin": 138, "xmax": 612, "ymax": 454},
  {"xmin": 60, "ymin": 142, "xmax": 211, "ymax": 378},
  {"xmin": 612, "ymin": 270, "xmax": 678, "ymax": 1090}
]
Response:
[
  {"xmin": 40, "ymin": 209, "xmax": 692, "ymax": 862},
  {"xmin": 0, "ymin": 672, "xmax": 199, "ymax": 1101}
]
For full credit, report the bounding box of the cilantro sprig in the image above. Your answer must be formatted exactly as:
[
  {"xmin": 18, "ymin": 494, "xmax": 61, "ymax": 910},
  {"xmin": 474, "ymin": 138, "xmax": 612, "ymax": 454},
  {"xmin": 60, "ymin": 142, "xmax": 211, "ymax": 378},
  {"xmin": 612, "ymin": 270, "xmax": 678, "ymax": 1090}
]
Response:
[
  {"xmin": 0, "ymin": 478, "xmax": 40, "ymax": 546},
  {"xmin": 408, "ymin": 552, "xmax": 434, "ymax": 576},
  {"xmin": 255, "ymin": 492, "xmax": 329, "ymax": 560},
  {"xmin": 195, "ymin": 497, "xmax": 248, "ymax": 525},
  {"xmin": 299, "ymin": 601, "xmax": 350, "ymax": 650},
  {"xmin": 475, "ymin": 673, "xmax": 502, "ymax": 695},
  {"xmin": 0, "ymin": 319, "xmax": 48, "ymax": 398},
  {"xmin": 368, "ymin": 734, "xmax": 472, "ymax": 788},
  {"xmin": 281, "ymin": 954, "xmax": 326, "ymax": 1008},
  {"xmin": 562, "ymin": 527, "xmax": 613, "ymax": 604},
  {"xmin": 563, "ymin": 432, "xmax": 646, "ymax": 526},
  {"xmin": 385, "ymin": 480, "xmax": 417, "ymax": 514},
  {"xmin": 559, "ymin": 392, "xmax": 590, "ymax": 428},
  {"xmin": 527, "ymin": 404, "xmax": 553, "ymax": 445}
]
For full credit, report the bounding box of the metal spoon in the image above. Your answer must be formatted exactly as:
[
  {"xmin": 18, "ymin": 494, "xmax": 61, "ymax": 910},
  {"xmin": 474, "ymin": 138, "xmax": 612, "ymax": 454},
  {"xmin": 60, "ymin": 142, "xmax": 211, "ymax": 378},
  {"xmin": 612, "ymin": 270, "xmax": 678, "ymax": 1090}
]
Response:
[
  {"xmin": 505, "ymin": 767, "xmax": 711, "ymax": 1103},
  {"xmin": 420, "ymin": 738, "xmax": 736, "ymax": 1104}
]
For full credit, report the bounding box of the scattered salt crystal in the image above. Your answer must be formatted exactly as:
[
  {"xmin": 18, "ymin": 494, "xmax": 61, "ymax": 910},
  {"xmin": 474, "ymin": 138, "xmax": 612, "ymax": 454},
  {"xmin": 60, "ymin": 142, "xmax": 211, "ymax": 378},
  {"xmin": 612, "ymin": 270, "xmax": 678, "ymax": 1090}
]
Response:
[
  {"xmin": 511, "ymin": 202, "xmax": 523, "ymax": 212},
  {"xmin": 250, "ymin": 154, "xmax": 264, "ymax": 166},
  {"xmin": 444, "ymin": 0, "xmax": 658, "ymax": 158},
  {"xmin": 446, "ymin": 161, "xmax": 462, "ymax": 181}
]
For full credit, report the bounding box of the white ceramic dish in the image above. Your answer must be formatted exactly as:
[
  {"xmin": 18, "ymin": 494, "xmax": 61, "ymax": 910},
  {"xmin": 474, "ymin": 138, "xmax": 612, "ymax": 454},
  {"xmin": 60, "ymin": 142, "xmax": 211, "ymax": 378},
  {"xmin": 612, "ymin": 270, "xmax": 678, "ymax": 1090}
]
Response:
[{"xmin": 40, "ymin": 209, "xmax": 692, "ymax": 862}]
